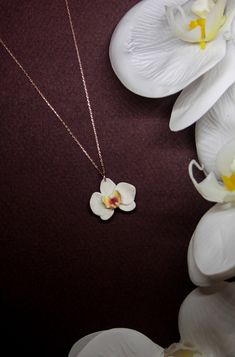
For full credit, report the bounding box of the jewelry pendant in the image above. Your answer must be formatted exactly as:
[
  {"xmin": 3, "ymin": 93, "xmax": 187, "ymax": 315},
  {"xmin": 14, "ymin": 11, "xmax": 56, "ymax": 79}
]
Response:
[{"xmin": 90, "ymin": 178, "xmax": 136, "ymax": 220}]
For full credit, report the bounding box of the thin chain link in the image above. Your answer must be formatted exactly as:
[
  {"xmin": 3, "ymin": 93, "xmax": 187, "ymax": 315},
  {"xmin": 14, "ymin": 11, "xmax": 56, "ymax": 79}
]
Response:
[{"xmin": 0, "ymin": 0, "xmax": 106, "ymax": 179}]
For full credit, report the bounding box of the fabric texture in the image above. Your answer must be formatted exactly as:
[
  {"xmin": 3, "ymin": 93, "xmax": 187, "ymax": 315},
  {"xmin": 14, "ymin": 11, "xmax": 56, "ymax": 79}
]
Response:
[{"xmin": 0, "ymin": 1, "xmax": 212, "ymax": 356}]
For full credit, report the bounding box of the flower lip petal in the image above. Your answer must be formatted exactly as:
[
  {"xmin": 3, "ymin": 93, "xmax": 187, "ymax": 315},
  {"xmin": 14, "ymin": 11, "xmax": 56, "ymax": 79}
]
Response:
[
  {"xmin": 188, "ymin": 159, "xmax": 235, "ymax": 202},
  {"xmin": 116, "ymin": 182, "xmax": 136, "ymax": 205},
  {"xmin": 90, "ymin": 192, "xmax": 110, "ymax": 217},
  {"xmin": 100, "ymin": 178, "xmax": 116, "ymax": 196}
]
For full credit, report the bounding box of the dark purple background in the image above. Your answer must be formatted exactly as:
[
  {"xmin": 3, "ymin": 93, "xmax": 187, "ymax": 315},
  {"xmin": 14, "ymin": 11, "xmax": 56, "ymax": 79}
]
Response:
[{"xmin": 0, "ymin": 1, "xmax": 212, "ymax": 356}]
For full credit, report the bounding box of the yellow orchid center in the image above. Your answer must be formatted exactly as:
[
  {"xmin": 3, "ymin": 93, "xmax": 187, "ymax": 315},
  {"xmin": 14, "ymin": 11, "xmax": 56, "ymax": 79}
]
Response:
[
  {"xmin": 222, "ymin": 174, "xmax": 235, "ymax": 191},
  {"xmin": 189, "ymin": 18, "xmax": 206, "ymax": 49},
  {"xmin": 103, "ymin": 191, "xmax": 122, "ymax": 209},
  {"xmin": 166, "ymin": 0, "xmax": 226, "ymax": 50}
]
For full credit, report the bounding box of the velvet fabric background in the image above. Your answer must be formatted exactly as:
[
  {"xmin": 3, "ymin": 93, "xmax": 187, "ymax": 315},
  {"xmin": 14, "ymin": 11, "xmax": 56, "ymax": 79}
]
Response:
[{"xmin": 0, "ymin": 1, "xmax": 212, "ymax": 356}]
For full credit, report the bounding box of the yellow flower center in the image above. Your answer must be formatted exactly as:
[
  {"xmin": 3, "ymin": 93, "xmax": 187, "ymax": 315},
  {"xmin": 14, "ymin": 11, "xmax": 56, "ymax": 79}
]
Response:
[
  {"xmin": 222, "ymin": 173, "xmax": 235, "ymax": 191},
  {"xmin": 189, "ymin": 18, "xmax": 207, "ymax": 49},
  {"xmin": 103, "ymin": 191, "xmax": 122, "ymax": 209}
]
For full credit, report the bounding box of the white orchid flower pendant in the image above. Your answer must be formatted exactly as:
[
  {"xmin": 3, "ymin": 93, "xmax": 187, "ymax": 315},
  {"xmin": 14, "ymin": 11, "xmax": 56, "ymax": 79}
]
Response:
[{"xmin": 90, "ymin": 178, "xmax": 136, "ymax": 220}]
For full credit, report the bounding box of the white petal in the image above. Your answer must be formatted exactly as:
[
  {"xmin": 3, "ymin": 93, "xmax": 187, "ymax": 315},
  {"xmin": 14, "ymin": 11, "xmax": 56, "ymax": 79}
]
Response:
[
  {"xmin": 179, "ymin": 282, "xmax": 235, "ymax": 357},
  {"xmin": 100, "ymin": 209, "xmax": 114, "ymax": 221},
  {"xmin": 116, "ymin": 182, "xmax": 136, "ymax": 205},
  {"xmin": 100, "ymin": 178, "xmax": 116, "ymax": 196},
  {"xmin": 187, "ymin": 235, "xmax": 212, "ymax": 287},
  {"xmin": 193, "ymin": 203, "xmax": 235, "ymax": 281},
  {"xmin": 196, "ymin": 81, "xmax": 235, "ymax": 176},
  {"xmin": 226, "ymin": 0, "xmax": 235, "ymax": 14},
  {"xmin": 89, "ymin": 192, "xmax": 111, "ymax": 217},
  {"xmin": 69, "ymin": 328, "xmax": 164, "ymax": 357},
  {"xmin": 69, "ymin": 332, "xmax": 103, "ymax": 357},
  {"xmin": 188, "ymin": 160, "xmax": 235, "ymax": 202},
  {"xmin": 170, "ymin": 42, "xmax": 235, "ymax": 131},
  {"xmin": 216, "ymin": 138, "xmax": 235, "ymax": 176},
  {"xmin": 119, "ymin": 201, "xmax": 136, "ymax": 212},
  {"xmin": 109, "ymin": 0, "xmax": 226, "ymax": 98}
]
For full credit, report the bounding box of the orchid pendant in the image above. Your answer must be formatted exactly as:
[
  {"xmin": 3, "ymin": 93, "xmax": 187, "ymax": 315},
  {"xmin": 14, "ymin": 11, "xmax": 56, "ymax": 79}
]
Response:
[{"xmin": 90, "ymin": 178, "xmax": 136, "ymax": 220}]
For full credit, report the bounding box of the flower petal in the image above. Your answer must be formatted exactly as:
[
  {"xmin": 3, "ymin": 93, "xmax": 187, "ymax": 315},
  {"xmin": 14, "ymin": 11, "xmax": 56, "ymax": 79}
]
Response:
[
  {"xmin": 119, "ymin": 201, "xmax": 136, "ymax": 212},
  {"xmin": 68, "ymin": 328, "xmax": 164, "ymax": 357},
  {"xmin": 188, "ymin": 160, "xmax": 235, "ymax": 202},
  {"xmin": 90, "ymin": 192, "xmax": 110, "ymax": 217},
  {"xmin": 100, "ymin": 209, "xmax": 114, "ymax": 221},
  {"xmin": 69, "ymin": 332, "xmax": 103, "ymax": 357},
  {"xmin": 116, "ymin": 182, "xmax": 136, "ymax": 205},
  {"xmin": 195, "ymin": 82, "xmax": 235, "ymax": 177},
  {"xmin": 100, "ymin": 178, "xmax": 116, "ymax": 196},
  {"xmin": 179, "ymin": 282, "xmax": 235, "ymax": 357},
  {"xmin": 109, "ymin": 0, "xmax": 226, "ymax": 97},
  {"xmin": 193, "ymin": 203, "xmax": 235, "ymax": 281},
  {"xmin": 187, "ymin": 235, "xmax": 212, "ymax": 287},
  {"xmin": 170, "ymin": 42, "xmax": 235, "ymax": 131},
  {"xmin": 216, "ymin": 139, "xmax": 235, "ymax": 176}
]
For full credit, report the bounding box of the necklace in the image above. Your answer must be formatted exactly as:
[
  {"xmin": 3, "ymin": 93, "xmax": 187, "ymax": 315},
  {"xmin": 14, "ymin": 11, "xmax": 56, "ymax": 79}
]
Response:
[{"xmin": 0, "ymin": 0, "xmax": 136, "ymax": 221}]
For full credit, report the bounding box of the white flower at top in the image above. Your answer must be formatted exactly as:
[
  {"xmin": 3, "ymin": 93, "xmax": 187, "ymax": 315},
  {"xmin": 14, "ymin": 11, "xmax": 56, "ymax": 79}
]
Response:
[
  {"xmin": 90, "ymin": 178, "xmax": 136, "ymax": 220},
  {"xmin": 109, "ymin": 0, "xmax": 235, "ymax": 131}
]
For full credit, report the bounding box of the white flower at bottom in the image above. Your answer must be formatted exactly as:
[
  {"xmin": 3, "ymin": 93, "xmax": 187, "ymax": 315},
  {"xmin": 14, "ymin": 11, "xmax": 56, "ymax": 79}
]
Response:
[
  {"xmin": 68, "ymin": 282, "xmax": 235, "ymax": 357},
  {"xmin": 90, "ymin": 178, "xmax": 136, "ymax": 220}
]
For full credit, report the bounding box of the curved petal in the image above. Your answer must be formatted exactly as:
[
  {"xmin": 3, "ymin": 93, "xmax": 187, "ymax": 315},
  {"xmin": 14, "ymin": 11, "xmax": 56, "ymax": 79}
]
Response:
[
  {"xmin": 109, "ymin": 0, "xmax": 226, "ymax": 98},
  {"xmin": 90, "ymin": 192, "xmax": 109, "ymax": 216},
  {"xmin": 170, "ymin": 42, "xmax": 235, "ymax": 131},
  {"xmin": 116, "ymin": 182, "xmax": 136, "ymax": 205},
  {"xmin": 195, "ymin": 83, "xmax": 235, "ymax": 177},
  {"xmin": 69, "ymin": 328, "xmax": 164, "ymax": 357},
  {"xmin": 69, "ymin": 332, "xmax": 103, "ymax": 357},
  {"xmin": 100, "ymin": 178, "xmax": 116, "ymax": 196},
  {"xmin": 193, "ymin": 203, "xmax": 235, "ymax": 281},
  {"xmin": 119, "ymin": 201, "xmax": 136, "ymax": 212},
  {"xmin": 188, "ymin": 160, "xmax": 235, "ymax": 202},
  {"xmin": 187, "ymin": 235, "xmax": 212, "ymax": 287},
  {"xmin": 179, "ymin": 282, "xmax": 235, "ymax": 357}
]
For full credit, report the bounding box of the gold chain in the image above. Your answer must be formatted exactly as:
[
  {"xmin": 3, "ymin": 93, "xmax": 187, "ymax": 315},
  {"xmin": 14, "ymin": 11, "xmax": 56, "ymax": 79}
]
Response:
[{"xmin": 0, "ymin": 0, "xmax": 106, "ymax": 179}]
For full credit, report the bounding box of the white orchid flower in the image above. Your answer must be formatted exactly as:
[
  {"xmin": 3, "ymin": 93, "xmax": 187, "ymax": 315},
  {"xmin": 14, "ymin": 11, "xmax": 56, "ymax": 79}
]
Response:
[
  {"xmin": 188, "ymin": 203, "xmax": 235, "ymax": 286},
  {"xmin": 90, "ymin": 178, "xmax": 136, "ymax": 220},
  {"xmin": 109, "ymin": 0, "xmax": 235, "ymax": 131},
  {"xmin": 189, "ymin": 139, "xmax": 235, "ymax": 203},
  {"xmin": 68, "ymin": 282, "xmax": 235, "ymax": 357}
]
